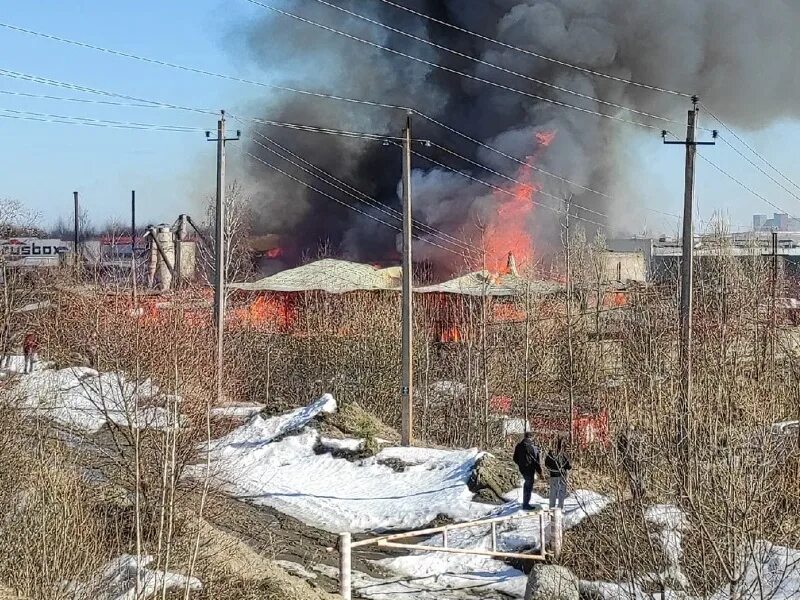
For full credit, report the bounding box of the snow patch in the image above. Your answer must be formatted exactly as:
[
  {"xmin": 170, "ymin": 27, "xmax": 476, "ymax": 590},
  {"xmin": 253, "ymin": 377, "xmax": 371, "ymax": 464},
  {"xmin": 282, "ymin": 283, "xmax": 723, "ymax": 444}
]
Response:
[
  {"xmin": 193, "ymin": 394, "xmax": 489, "ymax": 533},
  {"xmin": 11, "ymin": 365, "xmax": 180, "ymax": 434},
  {"xmin": 69, "ymin": 554, "xmax": 201, "ymax": 600}
]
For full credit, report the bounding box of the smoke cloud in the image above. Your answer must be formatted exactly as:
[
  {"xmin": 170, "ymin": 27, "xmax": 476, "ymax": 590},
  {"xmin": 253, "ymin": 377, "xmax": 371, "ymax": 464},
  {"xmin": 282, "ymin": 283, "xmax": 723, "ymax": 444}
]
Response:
[{"xmin": 239, "ymin": 0, "xmax": 800, "ymax": 274}]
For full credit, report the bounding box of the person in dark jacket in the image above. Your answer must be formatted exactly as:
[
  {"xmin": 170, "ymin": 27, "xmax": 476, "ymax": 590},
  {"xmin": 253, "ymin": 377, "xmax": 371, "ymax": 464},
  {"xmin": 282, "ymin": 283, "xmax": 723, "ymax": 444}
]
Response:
[
  {"xmin": 545, "ymin": 436, "xmax": 572, "ymax": 510},
  {"xmin": 513, "ymin": 431, "xmax": 543, "ymax": 510}
]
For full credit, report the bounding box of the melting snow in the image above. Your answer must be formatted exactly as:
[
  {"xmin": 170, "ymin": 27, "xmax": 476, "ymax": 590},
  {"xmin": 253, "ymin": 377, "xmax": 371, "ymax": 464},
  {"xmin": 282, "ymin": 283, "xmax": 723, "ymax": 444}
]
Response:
[
  {"xmin": 10, "ymin": 363, "xmax": 179, "ymax": 434},
  {"xmin": 68, "ymin": 554, "xmax": 201, "ymax": 600}
]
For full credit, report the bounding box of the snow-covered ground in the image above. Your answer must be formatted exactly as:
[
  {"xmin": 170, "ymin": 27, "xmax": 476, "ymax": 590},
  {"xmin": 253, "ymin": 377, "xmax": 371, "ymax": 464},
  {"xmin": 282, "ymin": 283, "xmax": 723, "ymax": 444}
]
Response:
[
  {"xmin": 4, "ymin": 357, "xmax": 180, "ymax": 434},
  {"xmin": 193, "ymin": 394, "xmax": 610, "ymax": 598},
  {"xmin": 193, "ymin": 394, "xmax": 492, "ymax": 533}
]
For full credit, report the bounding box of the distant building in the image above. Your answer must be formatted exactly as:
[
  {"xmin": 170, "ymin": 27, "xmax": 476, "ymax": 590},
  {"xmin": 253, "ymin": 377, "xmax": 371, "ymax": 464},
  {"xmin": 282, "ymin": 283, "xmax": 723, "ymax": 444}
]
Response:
[{"xmin": 754, "ymin": 213, "xmax": 800, "ymax": 232}]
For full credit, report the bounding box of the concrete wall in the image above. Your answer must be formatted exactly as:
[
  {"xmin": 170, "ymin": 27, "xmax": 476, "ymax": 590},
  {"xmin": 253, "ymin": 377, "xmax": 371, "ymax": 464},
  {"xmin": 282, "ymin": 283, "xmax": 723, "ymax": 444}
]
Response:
[{"xmin": 600, "ymin": 251, "xmax": 647, "ymax": 283}]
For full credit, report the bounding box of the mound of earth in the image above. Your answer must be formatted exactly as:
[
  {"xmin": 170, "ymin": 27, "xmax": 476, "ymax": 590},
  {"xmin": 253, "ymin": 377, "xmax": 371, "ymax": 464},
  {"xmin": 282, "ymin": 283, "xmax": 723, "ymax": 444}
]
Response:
[{"xmin": 469, "ymin": 454, "xmax": 520, "ymax": 503}]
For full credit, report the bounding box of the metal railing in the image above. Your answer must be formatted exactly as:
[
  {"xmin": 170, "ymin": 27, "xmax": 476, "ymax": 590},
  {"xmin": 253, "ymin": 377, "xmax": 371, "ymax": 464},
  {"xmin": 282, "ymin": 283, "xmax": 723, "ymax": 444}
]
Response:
[{"xmin": 337, "ymin": 508, "xmax": 563, "ymax": 599}]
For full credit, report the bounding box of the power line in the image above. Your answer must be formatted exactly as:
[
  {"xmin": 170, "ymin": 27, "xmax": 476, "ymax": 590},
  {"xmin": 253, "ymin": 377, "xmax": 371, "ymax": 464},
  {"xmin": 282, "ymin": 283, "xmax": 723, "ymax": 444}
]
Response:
[
  {"xmin": 244, "ymin": 149, "xmax": 470, "ymax": 258},
  {"xmin": 236, "ymin": 114, "xmax": 405, "ymax": 141},
  {"xmin": 399, "ymin": 141, "xmax": 608, "ymax": 230},
  {"xmin": 304, "ymin": 0, "xmax": 685, "ymax": 129},
  {"xmin": 700, "ymin": 102, "xmax": 800, "ymax": 195},
  {"xmin": 248, "ymin": 133, "xmax": 476, "ymax": 255},
  {"xmin": 411, "ymin": 109, "xmax": 680, "ymax": 221},
  {"xmin": 242, "ymin": 0, "xmax": 669, "ymax": 132},
  {"xmin": 372, "ymin": 0, "xmax": 692, "ymax": 99},
  {"xmin": 717, "ymin": 134, "xmax": 800, "ymax": 208},
  {"xmin": 427, "ymin": 141, "xmax": 610, "ymax": 222},
  {"xmin": 0, "ymin": 22, "xmax": 409, "ymax": 112},
  {"xmin": 0, "ymin": 107, "xmax": 205, "ymax": 132},
  {"xmin": 0, "ymin": 68, "xmax": 216, "ymax": 114},
  {"xmin": 247, "ymin": 127, "xmax": 476, "ymax": 254},
  {"xmin": 0, "ymin": 88, "xmax": 171, "ymax": 109},
  {"xmin": 662, "ymin": 130, "xmax": 796, "ymax": 219},
  {"xmin": 0, "ymin": 50, "xmax": 678, "ymax": 224},
  {"xmin": 697, "ymin": 152, "xmax": 796, "ymax": 220}
]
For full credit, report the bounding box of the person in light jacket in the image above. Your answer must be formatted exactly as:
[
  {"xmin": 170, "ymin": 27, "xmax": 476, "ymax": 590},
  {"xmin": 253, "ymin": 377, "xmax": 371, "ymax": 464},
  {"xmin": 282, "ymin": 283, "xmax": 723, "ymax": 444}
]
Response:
[{"xmin": 545, "ymin": 436, "xmax": 572, "ymax": 510}]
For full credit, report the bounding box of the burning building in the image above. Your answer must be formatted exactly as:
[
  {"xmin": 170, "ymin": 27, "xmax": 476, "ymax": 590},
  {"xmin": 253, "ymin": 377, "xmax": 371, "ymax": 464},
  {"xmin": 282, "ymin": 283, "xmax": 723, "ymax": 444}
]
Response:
[{"xmin": 239, "ymin": 0, "xmax": 800, "ymax": 276}]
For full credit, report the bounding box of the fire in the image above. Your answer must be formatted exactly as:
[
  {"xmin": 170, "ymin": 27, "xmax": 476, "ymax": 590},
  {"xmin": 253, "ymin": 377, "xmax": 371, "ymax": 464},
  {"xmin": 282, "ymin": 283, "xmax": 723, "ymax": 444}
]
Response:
[
  {"xmin": 265, "ymin": 247, "xmax": 284, "ymax": 259},
  {"xmin": 440, "ymin": 326, "xmax": 463, "ymax": 343},
  {"xmin": 480, "ymin": 131, "xmax": 555, "ymax": 273}
]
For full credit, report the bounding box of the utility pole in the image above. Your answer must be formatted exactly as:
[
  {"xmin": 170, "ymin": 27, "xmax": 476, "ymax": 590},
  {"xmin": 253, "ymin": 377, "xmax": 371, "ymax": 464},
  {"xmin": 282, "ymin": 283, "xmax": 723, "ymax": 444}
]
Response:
[
  {"xmin": 562, "ymin": 195, "xmax": 575, "ymax": 446},
  {"xmin": 131, "ymin": 190, "xmax": 137, "ymax": 305},
  {"xmin": 662, "ymin": 96, "xmax": 716, "ymax": 495},
  {"xmin": 401, "ymin": 113, "xmax": 414, "ymax": 446},
  {"xmin": 206, "ymin": 111, "xmax": 240, "ymax": 403},
  {"xmin": 73, "ymin": 191, "xmax": 80, "ymax": 275}
]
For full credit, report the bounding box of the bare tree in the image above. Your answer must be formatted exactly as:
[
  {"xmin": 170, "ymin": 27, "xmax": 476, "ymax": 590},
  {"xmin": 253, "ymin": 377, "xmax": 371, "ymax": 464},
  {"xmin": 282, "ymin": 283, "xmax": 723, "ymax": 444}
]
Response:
[{"xmin": 198, "ymin": 180, "xmax": 255, "ymax": 291}]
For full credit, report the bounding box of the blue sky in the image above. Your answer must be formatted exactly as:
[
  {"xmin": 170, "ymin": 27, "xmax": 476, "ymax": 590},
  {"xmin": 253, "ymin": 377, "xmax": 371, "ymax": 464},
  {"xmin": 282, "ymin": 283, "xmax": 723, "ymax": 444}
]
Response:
[{"xmin": 1, "ymin": 1, "xmax": 798, "ymax": 234}]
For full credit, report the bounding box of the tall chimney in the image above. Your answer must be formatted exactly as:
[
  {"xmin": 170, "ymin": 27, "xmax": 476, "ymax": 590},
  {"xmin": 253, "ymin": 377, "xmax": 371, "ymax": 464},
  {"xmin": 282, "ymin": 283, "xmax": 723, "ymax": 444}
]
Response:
[{"xmin": 505, "ymin": 251, "xmax": 519, "ymax": 277}]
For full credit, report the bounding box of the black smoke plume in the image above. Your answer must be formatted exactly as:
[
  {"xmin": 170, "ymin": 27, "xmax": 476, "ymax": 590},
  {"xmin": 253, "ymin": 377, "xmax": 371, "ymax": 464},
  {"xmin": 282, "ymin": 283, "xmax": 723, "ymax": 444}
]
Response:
[{"xmin": 239, "ymin": 0, "xmax": 800, "ymax": 274}]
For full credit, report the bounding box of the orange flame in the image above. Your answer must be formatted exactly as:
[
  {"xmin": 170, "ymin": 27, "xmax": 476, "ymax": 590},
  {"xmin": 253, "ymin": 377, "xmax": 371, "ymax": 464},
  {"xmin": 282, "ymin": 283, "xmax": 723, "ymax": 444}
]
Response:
[
  {"xmin": 266, "ymin": 247, "xmax": 284, "ymax": 259},
  {"xmin": 480, "ymin": 131, "xmax": 555, "ymax": 273}
]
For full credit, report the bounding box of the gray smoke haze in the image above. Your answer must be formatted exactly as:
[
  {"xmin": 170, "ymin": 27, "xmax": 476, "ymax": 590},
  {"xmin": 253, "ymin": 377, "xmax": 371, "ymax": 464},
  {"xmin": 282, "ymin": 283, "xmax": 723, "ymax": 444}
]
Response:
[{"xmin": 239, "ymin": 0, "xmax": 800, "ymax": 274}]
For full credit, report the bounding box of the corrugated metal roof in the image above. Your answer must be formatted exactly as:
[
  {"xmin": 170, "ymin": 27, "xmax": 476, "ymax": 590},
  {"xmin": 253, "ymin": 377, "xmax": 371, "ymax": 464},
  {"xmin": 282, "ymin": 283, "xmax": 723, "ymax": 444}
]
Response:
[{"xmin": 229, "ymin": 259, "xmax": 401, "ymax": 293}]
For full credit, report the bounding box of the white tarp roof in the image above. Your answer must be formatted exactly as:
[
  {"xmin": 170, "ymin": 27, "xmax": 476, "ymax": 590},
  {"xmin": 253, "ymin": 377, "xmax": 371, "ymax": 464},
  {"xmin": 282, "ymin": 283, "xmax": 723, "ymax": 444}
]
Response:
[
  {"xmin": 230, "ymin": 259, "xmax": 561, "ymax": 296},
  {"xmin": 416, "ymin": 270, "xmax": 561, "ymax": 297},
  {"xmin": 229, "ymin": 259, "xmax": 401, "ymax": 294}
]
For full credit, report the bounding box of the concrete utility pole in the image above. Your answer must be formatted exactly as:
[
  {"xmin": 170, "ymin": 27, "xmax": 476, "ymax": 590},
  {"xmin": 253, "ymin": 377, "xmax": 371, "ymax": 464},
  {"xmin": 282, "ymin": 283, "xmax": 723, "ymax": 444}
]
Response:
[
  {"xmin": 73, "ymin": 191, "xmax": 80, "ymax": 274},
  {"xmin": 662, "ymin": 96, "xmax": 716, "ymax": 494},
  {"xmin": 206, "ymin": 111, "xmax": 240, "ymax": 402},
  {"xmin": 401, "ymin": 114, "xmax": 414, "ymax": 447},
  {"xmin": 131, "ymin": 190, "xmax": 137, "ymax": 304}
]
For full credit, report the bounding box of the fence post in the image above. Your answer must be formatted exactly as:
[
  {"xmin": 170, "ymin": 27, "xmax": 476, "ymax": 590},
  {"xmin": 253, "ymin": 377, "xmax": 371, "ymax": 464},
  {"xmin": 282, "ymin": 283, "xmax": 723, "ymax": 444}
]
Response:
[
  {"xmin": 551, "ymin": 508, "xmax": 563, "ymax": 561},
  {"xmin": 339, "ymin": 532, "xmax": 352, "ymax": 600}
]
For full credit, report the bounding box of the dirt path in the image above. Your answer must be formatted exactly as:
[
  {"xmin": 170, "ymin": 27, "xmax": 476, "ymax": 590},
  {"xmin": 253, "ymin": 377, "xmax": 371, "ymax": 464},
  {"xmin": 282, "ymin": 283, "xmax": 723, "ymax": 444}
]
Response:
[{"xmin": 201, "ymin": 491, "xmax": 409, "ymax": 593}]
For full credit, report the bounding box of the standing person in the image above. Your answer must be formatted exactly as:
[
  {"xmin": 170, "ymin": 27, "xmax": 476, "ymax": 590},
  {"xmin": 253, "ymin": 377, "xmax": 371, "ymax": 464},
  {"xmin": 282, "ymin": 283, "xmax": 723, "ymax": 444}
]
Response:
[
  {"xmin": 513, "ymin": 431, "xmax": 544, "ymax": 511},
  {"xmin": 545, "ymin": 436, "xmax": 572, "ymax": 510},
  {"xmin": 22, "ymin": 331, "xmax": 38, "ymax": 374}
]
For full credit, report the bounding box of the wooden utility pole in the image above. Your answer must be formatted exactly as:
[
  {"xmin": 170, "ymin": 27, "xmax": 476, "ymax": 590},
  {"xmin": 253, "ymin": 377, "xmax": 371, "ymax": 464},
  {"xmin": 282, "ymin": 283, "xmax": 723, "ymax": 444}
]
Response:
[
  {"xmin": 662, "ymin": 96, "xmax": 716, "ymax": 494},
  {"xmin": 206, "ymin": 111, "xmax": 240, "ymax": 402},
  {"xmin": 401, "ymin": 114, "xmax": 414, "ymax": 446},
  {"xmin": 73, "ymin": 191, "xmax": 80, "ymax": 274},
  {"xmin": 562, "ymin": 195, "xmax": 575, "ymax": 446},
  {"xmin": 131, "ymin": 190, "xmax": 137, "ymax": 305}
]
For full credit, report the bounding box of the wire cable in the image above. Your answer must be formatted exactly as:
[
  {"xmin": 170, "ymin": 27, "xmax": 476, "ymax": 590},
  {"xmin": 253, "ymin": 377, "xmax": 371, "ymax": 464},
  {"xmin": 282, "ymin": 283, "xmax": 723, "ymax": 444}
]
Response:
[
  {"xmin": 0, "ymin": 22, "xmax": 409, "ymax": 112},
  {"xmin": 248, "ymin": 133, "xmax": 477, "ymax": 256},
  {"xmin": 372, "ymin": 0, "xmax": 692, "ymax": 98},
  {"xmin": 247, "ymin": 126, "xmax": 477, "ymax": 254},
  {"xmin": 0, "ymin": 107, "xmax": 205, "ymax": 132},
  {"xmin": 700, "ymin": 102, "xmax": 800, "ymax": 195},
  {"xmin": 427, "ymin": 141, "xmax": 610, "ymax": 221},
  {"xmin": 0, "ymin": 68, "xmax": 216, "ymax": 115},
  {"xmin": 242, "ymin": 0, "xmax": 667, "ymax": 132},
  {"xmin": 412, "ymin": 109, "xmax": 681, "ymax": 220},
  {"xmin": 396, "ymin": 141, "xmax": 608, "ymax": 229},
  {"xmin": 306, "ymin": 0, "xmax": 687, "ymax": 129},
  {"xmin": 245, "ymin": 149, "xmax": 470, "ymax": 258}
]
